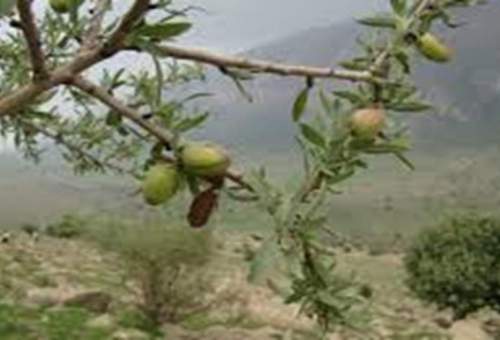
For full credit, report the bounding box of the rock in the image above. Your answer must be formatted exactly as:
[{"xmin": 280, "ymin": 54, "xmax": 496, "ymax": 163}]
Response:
[
  {"xmin": 482, "ymin": 317, "xmax": 500, "ymax": 336},
  {"xmin": 0, "ymin": 232, "xmax": 11, "ymax": 244},
  {"xmin": 434, "ymin": 315, "xmax": 453, "ymax": 329},
  {"xmin": 25, "ymin": 287, "xmax": 64, "ymax": 308},
  {"xmin": 63, "ymin": 291, "xmax": 112, "ymax": 314},
  {"xmin": 450, "ymin": 319, "xmax": 490, "ymax": 340},
  {"xmin": 112, "ymin": 328, "xmax": 150, "ymax": 340},
  {"xmin": 86, "ymin": 314, "xmax": 115, "ymax": 331}
]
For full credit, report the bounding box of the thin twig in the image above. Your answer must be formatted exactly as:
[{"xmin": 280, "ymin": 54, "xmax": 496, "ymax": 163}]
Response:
[
  {"xmin": 370, "ymin": 0, "xmax": 433, "ymax": 73},
  {"xmin": 22, "ymin": 120, "xmax": 138, "ymax": 177},
  {"xmin": 81, "ymin": 0, "xmax": 111, "ymax": 50},
  {"xmin": 16, "ymin": 0, "xmax": 48, "ymax": 80}
]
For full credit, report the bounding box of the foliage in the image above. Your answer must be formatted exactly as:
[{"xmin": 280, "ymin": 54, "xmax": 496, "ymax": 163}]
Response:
[
  {"xmin": 0, "ymin": 0, "xmax": 489, "ymax": 333},
  {"xmin": 45, "ymin": 214, "xmax": 87, "ymax": 239},
  {"xmin": 87, "ymin": 219, "xmax": 215, "ymax": 325},
  {"xmin": 404, "ymin": 212, "xmax": 500, "ymax": 319},
  {"xmin": 0, "ymin": 303, "xmax": 111, "ymax": 340}
]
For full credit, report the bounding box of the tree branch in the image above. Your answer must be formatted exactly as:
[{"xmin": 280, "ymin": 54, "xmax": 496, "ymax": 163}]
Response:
[
  {"xmin": 70, "ymin": 76, "xmax": 255, "ymax": 191},
  {"xmin": 370, "ymin": 0, "xmax": 433, "ymax": 73},
  {"xmin": 151, "ymin": 44, "xmax": 376, "ymax": 82},
  {"xmin": 16, "ymin": 0, "xmax": 48, "ymax": 81},
  {"xmin": 104, "ymin": 0, "xmax": 151, "ymax": 53},
  {"xmin": 0, "ymin": 0, "xmax": 152, "ymax": 116},
  {"xmin": 71, "ymin": 76, "xmax": 176, "ymax": 144},
  {"xmin": 81, "ymin": 0, "xmax": 111, "ymax": 50},
  {"xmin": 0, "ymin": 0, "xmax": 431, "ymax": 119},
  {"xmin": 21, "ymin": 120, "xmax": 139, "ymax": 177}
]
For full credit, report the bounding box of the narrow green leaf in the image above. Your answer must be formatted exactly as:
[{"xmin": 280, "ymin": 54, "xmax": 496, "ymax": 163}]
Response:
[
  {"xmin": 394, "ymin": 152, "xmax": 415, "ymax": 170},
  {"xmin": 339, "ymin": 60, "xmax": 368, "ymax": 71},
  {"xmin": 363, "ymin": 142, "xmax": 410, "ymax": 154},
  {"xmin": 387, "ymin": 101, "xmax": 433, "ymax": 112},
  {"xmin": 105, "ymin": 111, "xmax": 122, "ymax": 127},
  {"xmin": 327, "ymin": 169, "xmax": 356, "ymax": 185},
  {"xmin": 136, "ymin": 22, "xmax": 192, "ymax": 41},
  {"xmin": 300, "ymin": 123, "xmax": 326, "ymax": 148},
  {"xmin": 394, "ymin": 51, "xmax": 411, "ymax": 74},
  {"xmin": 180, "ymin": 92, "xmax": 213, "ymax": 104},
  {"xmin": 333, "ymin": 90, "xmax": 364, "ymax": 105},
  {"xmin": 156, "ymin": 103, "xmax": 176, "ymax": 128},
  {"xmin": 318, "ymin": 90, "xmax": 332, "ymax": 115},
  {"xmin": 292, "ymin": 88, "xmax": 309, "ymax": 122},
  {"xmin": 390, "ymin": 0, "xmax": 407, "ymax": 16},
  {"xmin": 174, "ymin": 112, "xmax": 209, "ymax": 133},
  {"xmin": 357, "ymin": 14, "xmax": 397, "ymax": 29}
]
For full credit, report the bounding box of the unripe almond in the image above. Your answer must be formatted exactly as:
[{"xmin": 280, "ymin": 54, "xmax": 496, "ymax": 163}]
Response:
[
  {"xmin": 142, "ymin": 163, "xmax": 180, "ymax": 206},
  {"xmin": 49, "ymin": 0, "xmax": 83, "ymax": 14},
  {"xmin": 350, "ymin": 108, "xmax": 386, "ymax": 140},
  {"xmin": 180, "ymin": 143, "xmax": 230, "ymax": 178},
  {"xmin": 417, "ymin": 33, "xmax": 453, "ymax": 63}
]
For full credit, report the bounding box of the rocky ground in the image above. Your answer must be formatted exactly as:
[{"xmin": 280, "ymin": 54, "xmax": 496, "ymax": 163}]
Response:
[{"xmin": 0, "ymin": 231, "xmax": 497, "ymax": 339}]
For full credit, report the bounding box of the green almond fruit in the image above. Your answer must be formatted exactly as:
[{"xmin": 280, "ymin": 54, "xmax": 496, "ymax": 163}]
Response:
[
  {"xmin": 142, "ymin": 163, "xmax": 180, "ymax": 206},
  {"xmin": 180, "ymin": 143, "xmax": 231, "ymax": 177},
  {"xmin": 417, "ymin": 33, "xmax": 453, "ymax": 63},
  {"xmin": 49, "ymin": 0, "xmax": 83, "ymax": 14},
  {"xmin": 350, "ymin": 108, "xmax": 386, "ymax": 141}
]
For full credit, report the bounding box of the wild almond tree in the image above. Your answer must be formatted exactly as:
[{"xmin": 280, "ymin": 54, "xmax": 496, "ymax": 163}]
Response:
[{"xmin": 0, "ymin": 0, "xmax": 486, "ymax": 332}]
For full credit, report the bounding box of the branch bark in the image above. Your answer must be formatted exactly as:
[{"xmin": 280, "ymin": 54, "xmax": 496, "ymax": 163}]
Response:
[
  {"xmin": 71, "ymin": 76, "xmax": 176, "ymax": 144},
  {"xmin": 81, "ymin": 0, "xmax": 111, "ymax": 50},
  {"xmin": 16, "ymin": 0, "xmax": 48, "ymax": 80},
  {"xmin": 104, "ymin": 0, "xmax": 151, "ymax": 52},
  {"xmin": 151, "ymin": 44, "xmax": 376, "ymax": 82}
]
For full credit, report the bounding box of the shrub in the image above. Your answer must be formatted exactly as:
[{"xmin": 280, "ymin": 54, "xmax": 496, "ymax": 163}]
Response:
[
  {"xmin": 87, "ymin": 219, "xmax": 215, "ymax": 326},
  {"xmin": 404, "ymin": 212, "xmax": 500, "ymax": 319},
  {"xmin": 45, "ymin": 214, "xmax": 86, "ymax": 239}
]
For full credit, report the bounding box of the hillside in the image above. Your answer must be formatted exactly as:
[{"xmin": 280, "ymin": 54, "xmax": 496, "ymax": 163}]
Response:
[
  {"xmin": 0, "ymin": 229, "xmax": 494, "ymax": 339},
  {"xmin": 198, "ymin": 2, "xmax": 500, "ymax": 153}
]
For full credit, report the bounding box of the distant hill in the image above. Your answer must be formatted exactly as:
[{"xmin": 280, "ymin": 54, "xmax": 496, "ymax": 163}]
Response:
[{"xmin": 197, "ymin": 2, "xmax": 500, "ymax": 155}]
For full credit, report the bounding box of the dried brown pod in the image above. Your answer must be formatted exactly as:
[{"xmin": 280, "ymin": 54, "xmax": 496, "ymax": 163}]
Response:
[{"xmin": 187, "ymin": 188, "xmax": 219, "ymax": 228}]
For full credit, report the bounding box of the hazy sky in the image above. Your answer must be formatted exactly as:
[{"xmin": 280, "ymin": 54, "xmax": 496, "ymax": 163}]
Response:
[
  {"xmin": 17, "ymin": 1, "xmax": 385, "ymax": 52},
  {"xmin": 176, "ymin": 0, "xmax": 386, "ymax": 52}
]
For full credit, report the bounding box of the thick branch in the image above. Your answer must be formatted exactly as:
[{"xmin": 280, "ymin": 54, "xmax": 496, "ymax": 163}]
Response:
[
  {"xmin": 0, "ymin": 0, "xmax": 151, "ymax": 116},
  {"xmin": 152, "ymin": 44, "xmax": 375, "ymax": 82},
  {"xmin": 71, "ymin": 76, "xmax": 175, "ymax": 144},
  {"xmin": 16, "ymin": 0, "xmax": 48, "ymax": 80}
]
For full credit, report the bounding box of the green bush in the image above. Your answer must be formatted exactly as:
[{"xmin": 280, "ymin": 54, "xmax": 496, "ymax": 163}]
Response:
[
  {"xmin": 404, "ymin": 212, "xmax": 500, "ymax": 319},
  {"xmin": 87, "ymin": 219, "xmax": 215, "ymax": 326},
  {"xmin": 45, "ymin": 214, "xmax": 86, "ymax": 239}
]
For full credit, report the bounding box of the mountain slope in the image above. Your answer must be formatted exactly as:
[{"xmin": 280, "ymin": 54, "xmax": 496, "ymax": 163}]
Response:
[{"xmin": 198, "ymin": 3, "xmax": 500, "ymax": 154}]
